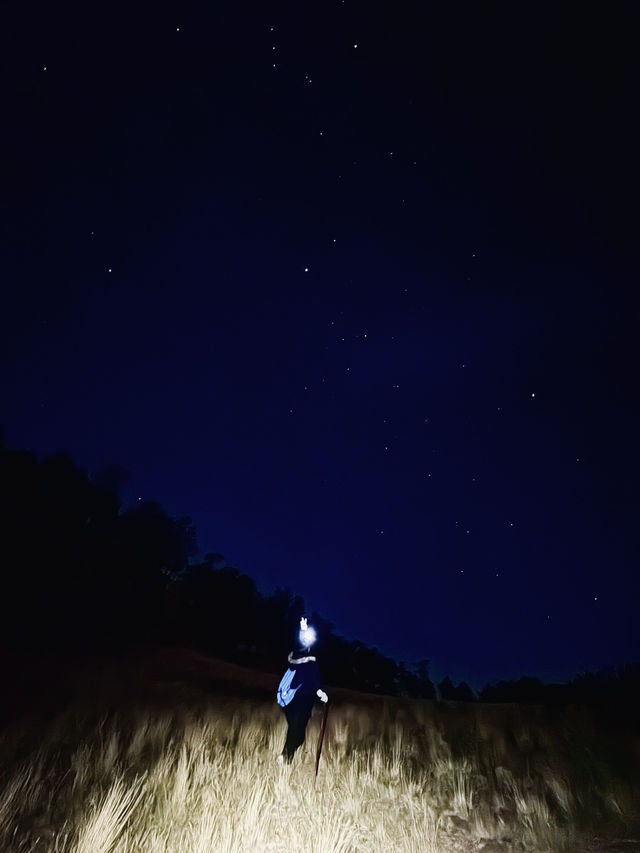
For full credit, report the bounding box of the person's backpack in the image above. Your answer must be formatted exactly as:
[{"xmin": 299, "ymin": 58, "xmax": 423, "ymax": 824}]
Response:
[{"xmin": 277, "ymin": 668, "xmax": 301, "ymax": 707}]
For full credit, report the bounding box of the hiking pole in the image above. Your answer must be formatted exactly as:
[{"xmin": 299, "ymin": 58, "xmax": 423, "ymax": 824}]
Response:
[{"xmin": 314, "ymin": 700, "xmax": 329, "ymax": 788}]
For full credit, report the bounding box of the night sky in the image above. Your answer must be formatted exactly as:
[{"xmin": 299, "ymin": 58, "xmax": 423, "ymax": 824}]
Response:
[{"xmin": 3, "ymin": 1, "xmax": 638, "ymax": 688}]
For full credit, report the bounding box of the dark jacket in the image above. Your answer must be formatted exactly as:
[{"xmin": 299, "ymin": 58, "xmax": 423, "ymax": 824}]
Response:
[{"xmin": 286, "ymin": 651, "xmax": 322, "ymax": 699}]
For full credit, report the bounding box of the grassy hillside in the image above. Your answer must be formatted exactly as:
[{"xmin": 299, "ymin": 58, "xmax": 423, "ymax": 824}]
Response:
[{"xmin": 1, "ymin": 647, "xmax": 638, "ymax": 852}]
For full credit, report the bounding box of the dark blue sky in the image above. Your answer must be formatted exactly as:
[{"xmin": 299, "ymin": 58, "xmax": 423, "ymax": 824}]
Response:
[{"xmin": 3, "ymin": 1, "xmax": 638, "ymax": 687}]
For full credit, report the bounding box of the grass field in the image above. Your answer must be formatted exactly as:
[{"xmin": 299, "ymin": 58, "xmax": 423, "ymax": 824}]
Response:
[{"xmin": 1, "ymin": 651, "xmax": 638, "ymax": 853}]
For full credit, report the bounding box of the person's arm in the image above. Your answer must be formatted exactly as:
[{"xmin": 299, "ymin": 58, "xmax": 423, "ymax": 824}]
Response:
[{"xmin": 310, "ymin": 660, "xmax": 328, "ymax": 702}]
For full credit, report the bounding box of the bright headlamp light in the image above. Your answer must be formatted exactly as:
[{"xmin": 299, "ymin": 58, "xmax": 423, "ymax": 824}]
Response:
[{"xmin": 299, "ymin": 617, "xmax": 316, "ymax": 648}]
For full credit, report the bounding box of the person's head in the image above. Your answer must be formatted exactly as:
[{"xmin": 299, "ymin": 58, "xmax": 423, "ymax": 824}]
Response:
[{"xmin": 296, "ymin": 616, "xmax": 316, "ymax": 652}]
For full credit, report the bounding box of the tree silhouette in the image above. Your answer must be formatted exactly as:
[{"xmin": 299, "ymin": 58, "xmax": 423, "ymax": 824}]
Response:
[
  {"xmin": 438, "ymin": 676, "xmax": 475, "ymax": 702},
  {"xmin": 0, "ymin": 444, "xmax": 193, "ymax": 649},
  {"xmin": 5, "ymin": 437, "xmax": 635, "ymax": 703}
]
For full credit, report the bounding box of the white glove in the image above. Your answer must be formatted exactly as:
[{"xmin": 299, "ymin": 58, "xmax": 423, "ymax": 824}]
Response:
[{"xmin": 317, "ymin": 689, "xmax": 328, "ymax": 703}]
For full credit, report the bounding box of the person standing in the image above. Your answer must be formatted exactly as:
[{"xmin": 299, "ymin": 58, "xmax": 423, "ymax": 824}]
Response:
[{"xmin": 277, "ymin": 617, "xmax": 328, "ymax": 762}]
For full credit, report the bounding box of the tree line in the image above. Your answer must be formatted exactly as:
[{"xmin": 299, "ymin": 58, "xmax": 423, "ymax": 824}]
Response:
[
  {"xmin": 0, "ymin": 438, "xmax": 435, "ymax": 697},
  {"xmin": 1, "ymin": 436, "xmax": 637, "ymax": 704}
]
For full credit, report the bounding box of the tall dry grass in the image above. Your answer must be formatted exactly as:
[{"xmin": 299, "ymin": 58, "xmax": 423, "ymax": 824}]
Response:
[{"xmin": 0, "ymin": 694, "xmax": 637, "ymax": 853}]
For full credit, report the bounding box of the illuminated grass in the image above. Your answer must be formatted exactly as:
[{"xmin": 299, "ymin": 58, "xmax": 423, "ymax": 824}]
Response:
[{"xmin": 0, "ymin": 696, "xmax": 636, "ymax": 852}]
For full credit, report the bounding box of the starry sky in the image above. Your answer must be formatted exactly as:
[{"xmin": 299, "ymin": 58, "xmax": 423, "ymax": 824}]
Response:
[{"xmin": 3, "ymin": 1, "xmax": 638, "ymax": 688}]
